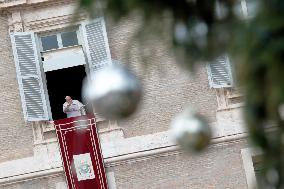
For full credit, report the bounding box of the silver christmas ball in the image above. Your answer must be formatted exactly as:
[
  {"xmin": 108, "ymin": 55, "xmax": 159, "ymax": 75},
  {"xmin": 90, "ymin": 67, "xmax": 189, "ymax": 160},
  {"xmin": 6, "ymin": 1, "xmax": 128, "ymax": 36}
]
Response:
[
  {"xmin": 170, "ymin": 108, "xmax": 211, "ymax": 153},
  {"xmin": 83, "ymin": 64, "xmax": 142, "ymax": 120}
]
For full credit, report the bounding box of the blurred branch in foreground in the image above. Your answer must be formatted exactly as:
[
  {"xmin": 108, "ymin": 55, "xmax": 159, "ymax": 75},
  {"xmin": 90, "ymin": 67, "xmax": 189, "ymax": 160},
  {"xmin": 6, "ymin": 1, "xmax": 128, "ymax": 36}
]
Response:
[{"xmin": 78, "ymin": 0, "xmax": 284, "ymax": 188}]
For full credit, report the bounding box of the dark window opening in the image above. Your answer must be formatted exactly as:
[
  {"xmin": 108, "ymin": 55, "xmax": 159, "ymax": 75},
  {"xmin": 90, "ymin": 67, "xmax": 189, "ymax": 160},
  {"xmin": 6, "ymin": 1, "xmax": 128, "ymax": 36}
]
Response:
[{"xmin": 45, "ymin": 65, "xmax": 90, "ymax": 120}]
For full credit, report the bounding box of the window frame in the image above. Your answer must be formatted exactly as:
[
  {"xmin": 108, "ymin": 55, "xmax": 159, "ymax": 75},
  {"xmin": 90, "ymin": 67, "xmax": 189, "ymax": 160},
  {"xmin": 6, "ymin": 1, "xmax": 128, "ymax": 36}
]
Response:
[
  {"xmin": 61, "ymin": 30, "xmax": 80, "ymax": 48},
  {"xmin": 39, "ymin": 29, "xmax": 81, "ymax": 52},
  {"xmin": 36, "ymin": 28, "xmax": 83, "ymax": 121}
]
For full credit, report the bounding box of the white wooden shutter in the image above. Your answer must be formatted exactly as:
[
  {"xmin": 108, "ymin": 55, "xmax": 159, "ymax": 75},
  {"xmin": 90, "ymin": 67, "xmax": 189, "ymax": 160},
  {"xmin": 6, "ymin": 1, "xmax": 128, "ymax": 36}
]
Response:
[
  {"xmin": 80, "ymin": 17, "xmax": 112, "ymax": 73},
  {"xmin": 206, "ymin": 55, "xmax": 233, "ymax": 88},
  {"xmin": 11, "ymin": 32, "xmax": 49, "ymax": 121}
]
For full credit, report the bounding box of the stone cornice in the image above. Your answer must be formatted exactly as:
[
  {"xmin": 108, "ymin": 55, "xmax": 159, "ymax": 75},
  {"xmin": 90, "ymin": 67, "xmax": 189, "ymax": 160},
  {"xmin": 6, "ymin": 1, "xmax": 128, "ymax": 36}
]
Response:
[
  {"xmin": 0, "ymin": 0, "xmax": 27, "ymax": 10},
  {"xmin": 0, "ymin": 137, "xmax": 248, "ymax": 186},
  {"xmin": 3, "ymin": 0, "xmax": 87, "ymax": 32},
  {"xmin": 0, "ymin": 0, "xmax": 77, "ymax": 13},
  {"xmin": 24, "ymin": 13, "xmax": 87, "ymax": 32}
]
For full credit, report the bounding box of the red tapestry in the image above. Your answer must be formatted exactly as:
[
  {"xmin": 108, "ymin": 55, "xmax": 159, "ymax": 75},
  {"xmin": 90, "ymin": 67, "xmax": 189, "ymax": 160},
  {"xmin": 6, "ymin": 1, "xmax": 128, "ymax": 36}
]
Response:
[{"xmin": 54, "ymin": 115, "xmax": 108, "ymax": 189}]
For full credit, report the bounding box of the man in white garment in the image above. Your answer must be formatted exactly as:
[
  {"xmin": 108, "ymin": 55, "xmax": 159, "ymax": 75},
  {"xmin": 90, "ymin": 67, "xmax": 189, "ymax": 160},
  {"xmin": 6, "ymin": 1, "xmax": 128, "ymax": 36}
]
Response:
[{"xmin": 63, "ymin": 96, "xmax": 86, "ymax": 118}]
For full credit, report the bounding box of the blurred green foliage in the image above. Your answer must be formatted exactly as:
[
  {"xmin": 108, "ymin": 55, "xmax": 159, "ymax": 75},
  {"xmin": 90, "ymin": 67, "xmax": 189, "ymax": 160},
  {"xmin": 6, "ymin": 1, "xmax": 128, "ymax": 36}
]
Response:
[{"xmin": 78, "ymin": 0, "xmax": 284, "ymax": 188}]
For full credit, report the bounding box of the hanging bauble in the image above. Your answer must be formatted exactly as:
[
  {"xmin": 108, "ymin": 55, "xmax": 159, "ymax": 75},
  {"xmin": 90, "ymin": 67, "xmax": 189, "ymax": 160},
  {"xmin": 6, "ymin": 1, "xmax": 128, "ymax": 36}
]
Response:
[
  {"xmin": 206, "ymin": 21, "xmax": 234, "ymax": 59},
  {"xmin": 170, "ymin": 108, "xmax": 211, "ymax": 153},
  {"xmin": 173, "ymin": 18, "xmax": 209, "ymax": 68},
  {"xmin": 83, "ymin": 64, "xmax": 142, "ymax": 120},
  {"xmin": 173, "ymin": 16, "xmax": 233, "ymax": 68},
  {"xmin": 214, "ymin": 0, "xmax": 230, "ymax": 20},
  {"xmin": 233, "ymin": 0, "xmax": 260, "ymax": 20},
  {"xmin": 174, "ymin": 21, "xmax": 189, "ymax": 45}
]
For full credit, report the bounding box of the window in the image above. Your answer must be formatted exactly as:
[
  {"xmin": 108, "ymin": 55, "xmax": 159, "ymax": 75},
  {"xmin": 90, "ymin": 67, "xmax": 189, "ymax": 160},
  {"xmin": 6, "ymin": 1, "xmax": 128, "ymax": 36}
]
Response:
[
  {"xmin": 206, "ymin": 55, "xmax": 234, "ymax": 88},
  {"xmin": 40, "ymin": 30, "xmax": 79, "ymax": 52},
  {"xmin": 11, "ymin": 18, "xmax": 112, "ymax": 121},
  {"xmin": 207, "ymin": 0, "xmax": 251, "ymax": 88},
  {"xmin": 41, "ymin": 35, "xmax": 58, "ymax": 51},
  {"xmin": 61, "ymin": 31, "xmax": 79, "ymax": 47}
]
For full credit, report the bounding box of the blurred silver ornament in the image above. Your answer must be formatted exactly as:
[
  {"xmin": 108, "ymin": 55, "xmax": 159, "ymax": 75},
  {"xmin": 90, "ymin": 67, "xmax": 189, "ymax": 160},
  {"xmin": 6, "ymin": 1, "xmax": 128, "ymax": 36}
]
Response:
[
  {"xmin": 83, "ymin": 64, "xmax": 142, "ymax": 120},
  {"xmin": 265, "ymin": 168, "xmax": 279, "ymax": 188},
  {"xmin": 245, "ymin": 0, "xmax": 260, "ymax": 19},
  {"xmin": 279, "ymin": 104, "xmax": 284, "ymax": 120},
  {"xmin": 189, "ymin": 20, "xmax": 208, "ymax": 49},
  {"xmin": 215, "ymin": 0, "xmax": 229, "ymax": 20},
  {"xmin": 233, "ymin": 0, "xmax": 260, "ymax": 20},
  {"xmin": 174, "ymin": 22, "xmax": 188, "ymax": 44},
  {"xmin": 170, "ymin": 108, "xmax": 211, "ymax": 153}
]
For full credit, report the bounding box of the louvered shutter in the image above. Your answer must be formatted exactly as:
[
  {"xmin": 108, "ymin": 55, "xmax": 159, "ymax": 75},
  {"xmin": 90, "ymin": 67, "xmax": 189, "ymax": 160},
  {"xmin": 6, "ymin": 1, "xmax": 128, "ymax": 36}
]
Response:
[
  {"xmin": 80, "ymin": 18, "xmax": 112, "ymax": 73},
  {"xmin": 11, "ymin": 32, "xmax": 49, "ymax": 121},
  {"xmin": 206, "ymin": 55, "xmax": 233, "ymax": 88}
]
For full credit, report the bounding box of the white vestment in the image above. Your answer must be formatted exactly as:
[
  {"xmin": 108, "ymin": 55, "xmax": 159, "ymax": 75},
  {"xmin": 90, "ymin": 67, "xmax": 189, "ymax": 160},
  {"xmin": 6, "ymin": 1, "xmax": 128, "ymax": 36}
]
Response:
[{"xmin": 63, "ymin": 100, "xmax": 86, "ymax": 118}]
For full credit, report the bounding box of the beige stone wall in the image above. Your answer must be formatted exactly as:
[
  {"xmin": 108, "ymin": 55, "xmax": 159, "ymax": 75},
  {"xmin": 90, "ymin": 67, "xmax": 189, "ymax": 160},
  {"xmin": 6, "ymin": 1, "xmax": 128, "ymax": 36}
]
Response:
[
  {"xmin": 0, "ymin": 16, "xmax": 34, "ymax": 163},
  {"xmin": 1, "ymin": 3, "xmax": 218, "ymax": 139},
  {"xmin": 0, "ymin": 3, "xmax": 248, "ymax": 189},
  {"xmin": 110, "ymin": 139, "xmax": 248, "ymax": 189},
  {"xmin": 107, "ymin": 17, "xmax": 218, "ymax": 137}
]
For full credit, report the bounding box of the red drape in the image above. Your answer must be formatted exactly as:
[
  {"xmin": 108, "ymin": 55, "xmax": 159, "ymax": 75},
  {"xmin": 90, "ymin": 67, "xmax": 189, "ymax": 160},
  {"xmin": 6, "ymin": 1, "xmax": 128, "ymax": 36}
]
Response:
[{"xmin": 54, "ymin": 115, "xmax": 108, "ymax": 189}]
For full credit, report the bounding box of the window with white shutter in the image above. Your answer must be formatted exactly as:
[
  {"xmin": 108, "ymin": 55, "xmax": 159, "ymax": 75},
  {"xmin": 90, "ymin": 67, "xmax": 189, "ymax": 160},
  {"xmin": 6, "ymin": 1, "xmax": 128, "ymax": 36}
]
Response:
[
  {"xmin": 206, "ymin": 55, "xmax": 233, "ymax": 88},
  {"xmin": 80, "ymin": 17, "xmax": 112, "ymax": 73},
  {"xmin": 11, "ymin": 32, "xmax": 50, "ymax": 121}
]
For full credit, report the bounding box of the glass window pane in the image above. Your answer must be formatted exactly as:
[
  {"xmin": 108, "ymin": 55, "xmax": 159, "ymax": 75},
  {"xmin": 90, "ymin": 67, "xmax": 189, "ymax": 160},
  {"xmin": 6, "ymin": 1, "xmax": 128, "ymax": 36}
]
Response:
[
  {"xmin": 61, "ymin": 31, "xmax": 78, "ymax": 47},
  {"xmin": 41, "ymin": 35, "xmax": 59, "ymax": 51}
]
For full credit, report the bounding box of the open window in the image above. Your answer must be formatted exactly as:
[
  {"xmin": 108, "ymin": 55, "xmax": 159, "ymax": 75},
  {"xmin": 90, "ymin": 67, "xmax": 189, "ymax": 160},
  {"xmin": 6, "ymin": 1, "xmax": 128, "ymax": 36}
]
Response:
[
  {"xmin": 45, "ymin": 65, "xmax": 87, "ymax": 120},
  {"xmin": 10, "ymin": 18, "xmax": 112, "ymax": 121},
  {"xmin": 39, "ymin": 28, "xmax": 88, "ymax": 120}
]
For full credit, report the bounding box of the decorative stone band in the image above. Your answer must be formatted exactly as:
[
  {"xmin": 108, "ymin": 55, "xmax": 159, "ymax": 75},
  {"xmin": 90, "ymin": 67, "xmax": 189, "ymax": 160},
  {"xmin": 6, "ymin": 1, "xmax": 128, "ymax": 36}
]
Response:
[
  {"xmin": 0, "ymin": 0, "xmax": 76, "ymax": 10},
  {"xmin": 0, "ymin": 132, "xmax": 247, "ymax": 186},
  {"xmin": 0, "ymin": 122, "xmax": 277, "ymax": 186}
]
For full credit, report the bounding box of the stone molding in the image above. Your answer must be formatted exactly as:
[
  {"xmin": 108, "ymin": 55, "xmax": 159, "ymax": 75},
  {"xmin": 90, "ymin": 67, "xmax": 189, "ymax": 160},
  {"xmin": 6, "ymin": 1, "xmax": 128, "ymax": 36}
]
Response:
[
  {"xmin": 0, "ymin": 134, "xmax": 249, "ymax": 186},
  {"xmin": 0, "ymin": 167, "xmax": 63, "ymax": 187},
  {"xmin": 0, "ymin": 119, "xmax": 250, "ymax": 186},
  {"xmin": 3, "ymin": 0, "xmax": 84, "ymax": 32},
  {"xmin": 104, "ymin": 135, "xmax": 249, "ymax": 168},
  {"xmin": 7, "ymin": 10, "xmax": 87, "ymax": 33},
  {"xmin": 31, "ymin": 119, "xmax": 124, "ymax": 145},
  {"xmin": 0, "ymin": 0, "xmax": 76, "ymax": 11},
  {"xmin": 215, "ymin": 87, "xmax": 244, "ymax": 111},
  {"xmin": 7, "ymin": 108, "xmax": 280, "ymax": 186},
  {"xmin": 24, "ymin": 13, "xmax": 87, "ymax": 32},
  {"xmin": 241, "ymin": 147, "xmax": 263, "ymax": 189},
  {"xmin": 106, "ymin": 172, "xmax": 117, "ymax": 189}
]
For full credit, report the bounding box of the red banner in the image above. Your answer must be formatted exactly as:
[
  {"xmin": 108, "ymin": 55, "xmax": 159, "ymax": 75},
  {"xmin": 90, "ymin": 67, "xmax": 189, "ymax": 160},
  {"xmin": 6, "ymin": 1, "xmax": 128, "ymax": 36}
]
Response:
[{"xmin": 54, "ymin": 115, "xmax": 108, "ymax": 189}]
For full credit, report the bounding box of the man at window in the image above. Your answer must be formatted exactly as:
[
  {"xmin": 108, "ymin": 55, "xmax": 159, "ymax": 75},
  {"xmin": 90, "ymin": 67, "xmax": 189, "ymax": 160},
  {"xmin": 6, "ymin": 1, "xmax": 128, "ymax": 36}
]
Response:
[{"xmin": 63, "ymin": 96, "xmax": 86, "ymax": 118}]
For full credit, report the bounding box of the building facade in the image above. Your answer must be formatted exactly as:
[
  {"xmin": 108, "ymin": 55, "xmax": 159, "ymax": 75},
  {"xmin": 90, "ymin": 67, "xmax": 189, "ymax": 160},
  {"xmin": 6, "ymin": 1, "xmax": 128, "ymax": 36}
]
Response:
[{"xmin": 0, "ymin": 0, "xmax": 258, "ymax": 188}]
